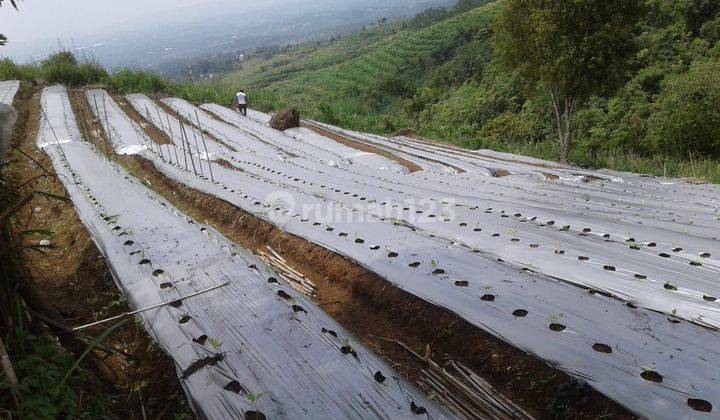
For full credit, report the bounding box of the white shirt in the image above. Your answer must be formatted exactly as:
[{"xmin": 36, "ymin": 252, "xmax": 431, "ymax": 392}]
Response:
[{"xmin": 236, "ymin": 92, "xmax": 247, "ymax": 105}]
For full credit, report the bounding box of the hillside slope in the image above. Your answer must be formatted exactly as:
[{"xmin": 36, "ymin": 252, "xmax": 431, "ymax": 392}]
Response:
[{"xmin": 220, "ymin": 0, "xmax": 720, "ymax": 182}]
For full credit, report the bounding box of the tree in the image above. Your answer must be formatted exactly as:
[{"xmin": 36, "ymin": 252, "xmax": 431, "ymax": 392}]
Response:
[
  {"xmin": 647, "ymin": 61, "xmax": 720, "ymax": 158},
  {"xmin": 0, "ymin": 0, "xmax": 21, "ymax": 46},
  {"xmin": 494, "ymin": 0, "xmax": 643, "ymax": 163}
]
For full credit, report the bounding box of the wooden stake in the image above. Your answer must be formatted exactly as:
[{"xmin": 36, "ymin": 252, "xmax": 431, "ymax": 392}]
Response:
[
  {"xmin": 195, "ymin": 109, "xmax": 214, "ymax": 182},
  {"xmin": 187, "ymin": 113, "xmax": 204, "ymax": 177},
  {"xmin": 179, "ymin": 122, "xmax": 198, "ymax": 176},
  {"xmin": 73, "ymin": 282, "xmax": 229, "ymax": 332},
  {"xmin": 0, "ymin": 336, "xmax": 20, "ymax": 407}
]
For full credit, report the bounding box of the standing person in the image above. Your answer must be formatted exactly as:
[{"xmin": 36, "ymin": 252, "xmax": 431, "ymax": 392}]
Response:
[{"xmin": 236, "ymin": 89, "xmax": 248, "ymax": 117}]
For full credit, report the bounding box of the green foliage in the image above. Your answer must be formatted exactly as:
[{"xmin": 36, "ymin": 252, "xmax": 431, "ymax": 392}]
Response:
[
  {"xmin": 647, "ymin": 61, "xmax": 720, "ymax": 158},
  {"xmin": 479, "ymin": 112, "xmax": 538, "ymax": 145},
  {"xmin": 493, "ymin": 0, "xmax": 644, "ymax": 162},
  {"xmin": 0, "ymin": 335, "xmax": 111, "ymax": 419},
  {"xmin": 110, "ymin": 68, "xmax": 169, "ymax": 94},
  {"xmin": 39, "ymin": 51, "xmax": 110, "ymax": 86},
  {"xmin": 0, "ymin": 51, "xmax": 109, "ymax": 86},
  {"xmin": 208, "ymin": 0, "xmax": 720, "ymax": 182},
  {"xmin": 0, "ymin": 58, "xmax": 38, "ymax": 82},
  {"xmin": 494, "ymin": 0, "xmax": 644, "ymax": 102}
]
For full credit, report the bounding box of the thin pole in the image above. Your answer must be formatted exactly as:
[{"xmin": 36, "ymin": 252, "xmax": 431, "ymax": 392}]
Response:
[
  {"xmin": 187, "ymin": 113, "xmax": 204, "ymax": 177},
  {"xmin": 75, "ymin": 92, "xmax": 96, "ymax": 152},
  {"xmin": 73, "ymin": 282, "xmax": 229, "ymax": 332},
  {"xmin": 91, "ymin": 94, "xmax": 111, "ymax": 161},
  {"xmin": 195, "ymin": 109, "xmax": 214, "ymax": 182},
  {"xmin": 143, "ymin": 107, "xmax": 160, "ymax": 156},
  {"xmin": 39, "ymin": 105, "xmax": 70, "ymax": 166},
  {"xmin": 160, "ymin": 106, "xmax": 182, "ymax": 168},
  {"xmin": 180, "ymin": 122, "xmax": 197, "ymax": 175},
  {"xmin": 178, "ymin": 120, "xmax": 189, "ymax": 172},
  {"xmin": 101, "ymin": 93, "xmax": 113, "ymax": 151},
  {"xmin": 0, "ymin": 337, "xmax": 20, "ymax": 407}
]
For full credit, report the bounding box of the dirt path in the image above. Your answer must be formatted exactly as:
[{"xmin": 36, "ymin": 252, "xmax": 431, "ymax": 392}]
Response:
[{"xmin": 7, "ymin": 86, "xmax": 192, "ymax": 418}]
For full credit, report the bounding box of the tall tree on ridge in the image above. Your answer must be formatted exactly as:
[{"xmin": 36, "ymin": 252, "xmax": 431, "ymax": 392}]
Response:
[{"xmin": 494, "ymin": 0, "xmax": 644, "ymax": 163}]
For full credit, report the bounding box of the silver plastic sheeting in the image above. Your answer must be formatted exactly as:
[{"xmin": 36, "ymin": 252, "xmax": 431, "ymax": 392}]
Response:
[
  {"xmin": 0, "ymin": 80, "xmax": 20, "ymax": 105},
  {"xmin": 118, "ymin": 99, "xmax": 719, "ymax": 419},
  {"xmin": 201, "ymin": 102, "xmax": 365, "ymax": 169},
  {"xmin": 38, "ymin": 86, "xmax": 446, "ymax": 419},
  {"xmin": 86, "ymin": 90, "xmax": 150, "ymax": 155},
  {"xmin": 162, "ymin": 97, "xmax": 284, "ymax": 159},
  {"xmin": 285, "ymin": 127, "xmax": 409, "ymax": 174},
  {"xmin": 37, "ymin": 86, "xmax": 82, "ymax": 148}
]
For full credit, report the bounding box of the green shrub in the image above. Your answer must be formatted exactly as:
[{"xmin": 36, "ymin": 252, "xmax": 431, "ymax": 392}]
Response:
[
  {"xmin": 647, "ymin": 61, "xmax": 720, "ymax": 158},
  {"xmin": 110, "ymin": 68, "xmax": 168, "ymax": 94},
  {"xmin": 478, "ymin": 112, "xmax": 536, "ymax": 144},
  {"xmin": 39, "ymin": 51, "xmax": 109, "ymax": 86}
]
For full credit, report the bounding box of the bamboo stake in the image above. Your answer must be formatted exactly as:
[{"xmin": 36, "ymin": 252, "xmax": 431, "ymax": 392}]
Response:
[
  {"xmin": 187, "ymin": 114, "xmax": 204, "ymax": 177},
  {"xmin": 39, "ymin": 105, "xmax": 73, "ymax": 177},
  {"xmin": 176, "ymin": 117, "xmax": 189, "ymax": 172},
  {"xmin": 0, "ymin": 336, "xmax": 20, "ymax": 407},
  {"xmin": 156, "ymin": 106, "xmax": 181, "ymax": 166},
  {"xmin": 73, "ymin": 282, "xmax": 229, "ymax": 332},
  {"xmin": 179, "ymin": 122, "xmax": 198, "ymax": 176},
  {"xmin": 91, "ymin": 94, "xmax": 111, "ymax": 162},
  {"xmin": 144, "ymin": 107, "xmax": 160, "ymax": 156},
  {"xmin": 194, "ymin": 109, "xmax": 214, "ymax": 182}
]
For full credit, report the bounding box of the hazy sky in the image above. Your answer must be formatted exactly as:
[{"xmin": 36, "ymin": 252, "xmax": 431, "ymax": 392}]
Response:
[{"xmin": 0, "ymin": 0, "xmax": 277, "ymax": 43}]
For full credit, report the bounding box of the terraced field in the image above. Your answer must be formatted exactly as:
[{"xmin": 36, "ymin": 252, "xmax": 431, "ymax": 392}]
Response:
[
  {"xmin": 7, "ymin": 82, "xmax": 720, "ymax": 419},
  {"xmin": 221, "ymin": 2, "xmax": 500, "ymax": 115}
]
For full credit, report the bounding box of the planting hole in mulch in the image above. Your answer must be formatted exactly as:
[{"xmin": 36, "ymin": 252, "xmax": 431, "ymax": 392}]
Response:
[
  {"xmin": 549, "ymin": 323, "xmax": 566, "ymax": 332},
  {"xmin": 432, "ymin": 268, "xmax": 445, "ymax": 275},
  {"xmin": 480, "ymin": 294, "xmax": 495, "ymax": 302},
  {"xmin": 152, "ymin": 269, "xmax": 165, "ymax": 277},
  {"xmin": 139, "ymin": 259, "xmax": 151, "ymax": 265},
  {"xmin": 267, "ymin": 277, "xmax": 279, "ymax": 284},
  {"xmin": 277, "ymin": 290, "xmax": 292, "ymax": 300},
  {"xmin": 292, "ymin": 305, "xmax": 307, "ymax": 314},
  {"xmin": 603, "ymin": 265, "xmax": 616, "ymax": 271},
  {"xmin": 245, "ymin": 411, "xmax": 267, "ymax": 420},
  {"xmin": 374, "ymin": 371, "xmax": 386, "ymax": 383},
  {"xmin": 409, "ymin": 262, "xmax": 421, "ymax": 268},
  {"xmin": 592, "ymin": 343, "xmax": 612, "ymax": 354},
  {"xmin": 321, "ymin": 328, "xmax": 337, "ymax": 337},
  {"xmin": 703, "ymin": 295, "xmax": 718, "ymax": 302},
  {"xmin": 179, "ymin": 315, "xmax": 192, "ymax": 324},
  {"xmin": 193, "ymin": 335, "xmax": 208, "ymax": 345},
  {"xmin": 687, "ymin": 399, "xmax": 712, "ymax": 413},
  {"xmin": 454, "ymin": 280, "xmax": 469, "ymax": 287},
  {"xmin": 410, "ymin": 402, "xmax": 427, "ymax": 415},
  {"xmin": 388, "ymin": 252, "xmax": 399, "ymax": 258},
  {"xmin": 579, "ymin": 256, "xmax": 590, "ymax": 261},
  {"xmin": 223, "ymin": 380, "xmax": 246, "ymax": 394},
  {"xmin": 512, "ymin": 309, "xmax": 528, "ymax": 317},
  {"xmin": 640, "ymin": 371, "xmax": 663, "ymax": 383}
]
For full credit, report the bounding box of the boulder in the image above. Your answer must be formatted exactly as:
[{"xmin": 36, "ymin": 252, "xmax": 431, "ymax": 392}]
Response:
[{"xmin": 270, "ymin": 107, "xmax": 300, "ymax": 131}]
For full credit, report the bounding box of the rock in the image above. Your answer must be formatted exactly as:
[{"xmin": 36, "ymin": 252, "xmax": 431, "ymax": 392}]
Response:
[
  {"xmin": 392, "ymin": 127, "xmax": 416, "ymax": 138},
  {"xmin": 39, "ymin": 239, "xmax": 51, "ymax": 247},
  {"xmin": 269, "ymin": 107, "xmax": 300, "ymax": 131}
]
